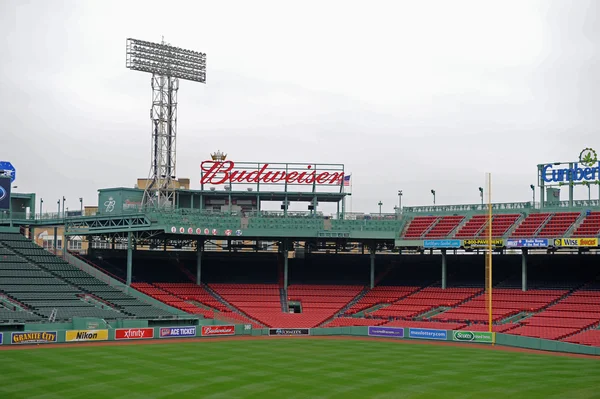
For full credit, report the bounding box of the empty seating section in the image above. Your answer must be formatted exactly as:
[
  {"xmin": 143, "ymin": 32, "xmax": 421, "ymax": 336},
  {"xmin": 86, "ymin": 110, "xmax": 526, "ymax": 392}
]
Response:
[
  {"xmin": 564, "ymin": 330, "xmax": 600, "ymax": 346},
  {"xmin": 510, "ymin": 213, "xmax": 550, "ymax": 237},
  {"xmin": 536, "ymin": 212, "xmax": 580, "ymax": 238},
  {"xmin": 131, "ymin": 283, "xmax": 213, "ymax": 318},
  {"xmin": 479, "ymin": 214, "xmax": 521, "ymax": 238},
  {"xmin": 403, "ymin": 216, "xmax": 438, "ymax": 239},
  {"xmin": 0, "ymin": 233, "xmax": 176, "ymax": 322},
  {"xmin": 423, "ymin": 216, "xmax": 464, "ymax": 238},
  {"xmin": 345, "ymin": 286, "xmax": 420, "ymax": 315},
  {"xmin": 208, "ymin": 284, "xmax": 362, "ymax": 328},
  {"xmin": 454, "ymin": 215, "xmax": 487, "ymax": 238},
  {"xmin": 572, "ymin": 211, "xmax": 600, "ymax": 237},
  {"xmin": 209, "ymin": 283, "xmax": 282, "ymax": 327},
  {"xmin": 432, "ymin": 289, "xmax": 566, "ymax": 324},
  {"xmin": 369, "ymin": 288, "xmax": 481, "ymax": 319}
]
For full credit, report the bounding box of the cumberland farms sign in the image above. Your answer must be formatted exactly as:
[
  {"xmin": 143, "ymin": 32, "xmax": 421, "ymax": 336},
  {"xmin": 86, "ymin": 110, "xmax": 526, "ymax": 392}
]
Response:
[{"xmin": 200, "ymin": 151, "xmax": 346, "ymax": 186}]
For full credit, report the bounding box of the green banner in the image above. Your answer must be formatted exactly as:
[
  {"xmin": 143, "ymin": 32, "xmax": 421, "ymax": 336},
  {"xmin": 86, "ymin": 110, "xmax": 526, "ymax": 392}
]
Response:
[{"xmin": 452, "ymin": 330, "xmax": 494, "ymax": 343}]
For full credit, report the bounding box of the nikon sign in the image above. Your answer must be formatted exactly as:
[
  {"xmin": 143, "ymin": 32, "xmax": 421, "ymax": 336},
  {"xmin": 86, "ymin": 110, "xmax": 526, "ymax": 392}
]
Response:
[{"xmin": 452, "ymin": 331, "xmax": 494, "ymax": 344}]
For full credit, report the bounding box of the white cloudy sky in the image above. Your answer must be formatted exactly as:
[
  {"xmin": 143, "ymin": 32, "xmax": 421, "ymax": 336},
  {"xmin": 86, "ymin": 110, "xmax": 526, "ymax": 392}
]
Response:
[{"xmin": 0, "ymin": 0, "xmax": 598, "ymax": 214}]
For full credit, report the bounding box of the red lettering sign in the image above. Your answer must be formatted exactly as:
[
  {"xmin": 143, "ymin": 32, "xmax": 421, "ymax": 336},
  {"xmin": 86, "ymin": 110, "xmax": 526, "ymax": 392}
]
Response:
[
  {"xmin": 200, "ymin": 161, "xmax": 344, "ymax": 186},
  {"xmin": 201, "ymin": 325, "xmax": 235, "ymax": 336},
  {"xmin": 115, "ymin": 328, "xmax": 154, "ymax": 340}
]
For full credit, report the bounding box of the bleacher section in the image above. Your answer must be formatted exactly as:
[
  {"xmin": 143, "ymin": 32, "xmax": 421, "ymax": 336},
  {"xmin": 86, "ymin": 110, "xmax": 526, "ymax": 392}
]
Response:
[
  {"xmin": 0, "ymin": 233, "xmax": 177, "ymax": 322},
  {"xmin": 400, "ymin": 211, "xmax": 596, "ymax": 240},
  {"xmin": 209, "ymin": 284, "xmax": 363, "ymax": 328},
  {"xmin": 510, "ymin": 213, "xmax": 551, "ymax": 237},
  {"xmin": 402, "ymin": 216, "xmax": 438, "ymax": 239},
  {"xmin": 423, "ymin": 216, "xmax": 464, "ymax": 238},
  {"xmin": 572, "ymin": 211, "xmax": 600, "ymax": 237},
  {"xmin": 536, "ymin": 212, "xmax": 580, "ymax": 238},
  {"xmin": 480, "ymin": 214, "xmax": 521, "ymax": 237}
]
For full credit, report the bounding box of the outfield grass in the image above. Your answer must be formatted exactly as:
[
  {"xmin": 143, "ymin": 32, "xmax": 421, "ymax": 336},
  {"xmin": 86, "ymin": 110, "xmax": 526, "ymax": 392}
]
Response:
[{"xmin": 1, "ymin": 339, "xmax": 599, "ymax": 398}]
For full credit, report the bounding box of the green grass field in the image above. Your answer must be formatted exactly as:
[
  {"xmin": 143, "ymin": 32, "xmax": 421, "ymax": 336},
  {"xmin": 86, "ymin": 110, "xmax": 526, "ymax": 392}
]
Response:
[{"xmin": 1, "ymin": 339, "xmax": 599, "ymax": 398}]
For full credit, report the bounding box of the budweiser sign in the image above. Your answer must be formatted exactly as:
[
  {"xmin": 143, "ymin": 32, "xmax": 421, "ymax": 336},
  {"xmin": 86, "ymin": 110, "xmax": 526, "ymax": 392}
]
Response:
[
  {"xmin": 201, "ymin": 325, "xmax": 235, "ymax": 336},
  {"xmin": 200, "ymin": 161, "xmax": 345, "ymax": 186}
]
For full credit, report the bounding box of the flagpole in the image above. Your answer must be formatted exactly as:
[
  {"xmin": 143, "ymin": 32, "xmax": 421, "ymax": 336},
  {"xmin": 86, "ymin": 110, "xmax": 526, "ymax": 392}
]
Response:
[{"xmin": 350, "ymin": 175, "xmax": 353, "ymax": 214}]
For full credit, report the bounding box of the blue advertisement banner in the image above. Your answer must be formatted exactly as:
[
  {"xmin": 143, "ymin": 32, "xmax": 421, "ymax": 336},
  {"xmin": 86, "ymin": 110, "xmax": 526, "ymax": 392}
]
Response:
[
  {"xmin": 368, "ymin": 326, "xmax": 404, "ymax": 338},
  {"xmin": 409, "ymin": 328, "xmax": 447, "ymax": 341},
  {"xmin": 159, "ymin": 326, "xmax": 197, "ymax": 338},
  {"xmin": 506, "ymin": 238, "xmax": 549, "ymax": 248},
  {"xmin": 0, "ymin": 161, "xmax": 16, "ymax": 183},
  {"xmin": 0, "ymin": 332, "xmax": 3, "ymax": 345},
  {"xmin": 0, "ymin": 177, "xmax": 10, "ymax": 211},
  {"xmin": 423, "ymin": 239, "xmax": 461, "ymax": 249}
]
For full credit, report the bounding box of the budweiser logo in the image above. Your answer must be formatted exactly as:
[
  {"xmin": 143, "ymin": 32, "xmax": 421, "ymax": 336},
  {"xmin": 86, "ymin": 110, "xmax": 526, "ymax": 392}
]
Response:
[
  {"xmin": 202, "ymin": 325, "xmax": 235, "ymax": 336},
  {"xmin": 200, "ymin": 161, "xmax": 344, "ymax": 185}
]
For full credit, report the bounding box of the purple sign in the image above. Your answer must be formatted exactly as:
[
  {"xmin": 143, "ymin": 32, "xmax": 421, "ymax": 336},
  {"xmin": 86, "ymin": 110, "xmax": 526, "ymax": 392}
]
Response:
[
  {"xmin": 368, "ymin": 326, "xmax": 404, "ymax": 338},
  {"xmin": 159, "ymin": 326, "xmax": 196, "ymax": 338}
]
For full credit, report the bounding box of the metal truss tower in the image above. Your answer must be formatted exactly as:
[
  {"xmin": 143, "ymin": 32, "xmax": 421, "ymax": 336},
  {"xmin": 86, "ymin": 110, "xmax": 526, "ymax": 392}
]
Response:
[{"xmin": 126, "ymin": 38, "xmax": 206, "ymax": 209}]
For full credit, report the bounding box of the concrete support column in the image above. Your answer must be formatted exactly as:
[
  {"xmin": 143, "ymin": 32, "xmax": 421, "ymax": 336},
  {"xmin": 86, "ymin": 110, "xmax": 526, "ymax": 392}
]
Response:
[
  {"xmin": 441, "ymin": 249, "xmax": 447, "ymax": 289},
  {"xmin": 370, "ymin": 246, "xmax": 376, "ymax": 289},
  {"xmin": 196, "ymin": 240, "xmax": 203, "ymax": 285},
  {"xmin": 521, "ymin": 249, "xmax": 528, "ymax": 292},
  {"xmin": 126, "ymin": 231, "xmax": 133, "ymax": 286},
  {"xmin": 53, "ymin": 226, "xmax": 57, "ymax": 254},
  {"xmin": 283, "ymin": 241, "xmax": 289, "ymax": 290}
]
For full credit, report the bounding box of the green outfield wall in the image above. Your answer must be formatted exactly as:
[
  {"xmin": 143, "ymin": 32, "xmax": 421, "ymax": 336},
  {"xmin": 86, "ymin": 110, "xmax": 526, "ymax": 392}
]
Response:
[{"xmin": 1, "ymin": 323, "xmax": 598, "ymax": 356}]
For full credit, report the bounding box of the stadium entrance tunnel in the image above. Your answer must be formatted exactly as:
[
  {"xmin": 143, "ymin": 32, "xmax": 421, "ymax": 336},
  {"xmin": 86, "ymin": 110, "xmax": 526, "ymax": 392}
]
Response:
[{"xmin": 288, "ymin": 301, "xmax": 302, "ymax": 313}]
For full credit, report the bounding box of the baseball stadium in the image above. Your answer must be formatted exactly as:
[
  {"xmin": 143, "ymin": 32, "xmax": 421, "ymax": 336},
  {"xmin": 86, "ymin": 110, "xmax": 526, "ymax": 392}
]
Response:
[{"xmin": 2, "ymin": 31, "xmax": 600, "ymax": 399}]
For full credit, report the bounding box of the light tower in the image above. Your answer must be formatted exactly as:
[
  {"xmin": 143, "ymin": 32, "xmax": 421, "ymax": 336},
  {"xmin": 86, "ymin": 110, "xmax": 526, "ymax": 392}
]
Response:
[{"xmin": 126, "ymin": 38, "xmax": 206, "ymax": 209}]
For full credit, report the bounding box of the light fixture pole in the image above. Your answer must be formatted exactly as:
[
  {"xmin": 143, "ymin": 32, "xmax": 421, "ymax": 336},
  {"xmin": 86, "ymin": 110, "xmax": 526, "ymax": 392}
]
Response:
[
  {"xmin": 62, "ymin": 196, "xmax": 66, "ymax": 218},
  {"xmin": 530, "ymin": 184, "xmax": 535, "ymax": 207},
  {"xmin": 79, "ymin": 197, "xmax": 83, "ymax": 215},
  {"xmin": 398, "ymin": 190, "xmax": 403, "ymax": 211},
  {"xmin": 40, "ymin": 198, "xmax": 43, "ymax": 219},
  {"xmin": 431, "ymin": 189, "xmax": 436, "ymax": 205},
  {"xmin": 126, "ymin": 38, "xmax": 206, "ymax": 210},
  {"xmin": 479, "ymin": 187, "xmax": 484, "ymax": 206},
  {"xmin": 378, "ymin": 201, "xmax": 383, "ymax": 216}
]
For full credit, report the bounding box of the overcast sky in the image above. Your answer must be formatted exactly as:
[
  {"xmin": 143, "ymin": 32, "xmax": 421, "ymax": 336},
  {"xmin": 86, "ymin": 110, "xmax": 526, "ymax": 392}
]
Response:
[{"xmin": 0, "ymin": 0, "xmax": 598, "ymax": 214}]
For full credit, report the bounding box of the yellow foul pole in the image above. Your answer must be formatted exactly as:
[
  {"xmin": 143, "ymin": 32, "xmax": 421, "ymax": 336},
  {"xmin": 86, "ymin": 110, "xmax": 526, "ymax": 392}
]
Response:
[{"xmin": 486, "ymin": 173, "xmax": 493, "ymax": 334}]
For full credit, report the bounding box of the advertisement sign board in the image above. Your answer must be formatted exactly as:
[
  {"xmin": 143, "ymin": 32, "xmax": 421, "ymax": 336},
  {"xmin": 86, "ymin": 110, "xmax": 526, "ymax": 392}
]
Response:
[
  {"xmin": 408, "ymin": 328, "xmax": 447, "ymax": 341},
  {"xmin": 159, "ymin": 326, "xmax": 197, "ymax": 338},
  {"xmin": 0, "ymin": 177, "xmax": 10, "ymax": 210},
  {"xmin": 506, "ymin": 239, "xmax": 549, "ymax": 248},
  {"xmin": 268, "ymin": 328, "xmax": 310, "ymax": 336},
  {"xmin": 0, "ymin": 332, "xmax": 3, "ymax": 345},
  {"xmin": 11, "ymin": 331, "xmax": 57, "ymax": 345},
  {"xmin": 367, "ymin": 326, "xmax": 404, "ymax": 338},
  {"xmin": 200, "ymin": 152, "xmax": 345, "ymax": 189},
  {"xmin": 553, "ymin": 238, "xmax": 598, "ymax": 247},
  {"xmin": 541, "ymin": 148, "xmax": 599, "ymax": 184},
  {"xmin": 462, "ymin": 239, "xmax": 504, "ymax": 248},
  {"xmin": 114, "ymin": 328, "xmax": 154, "ymax": 340},
  {"xmin": 423, "ymin": 239, "xmax": 461, "ymax": 249},
  {"xmin": 201, "ymin": 325, "xmax": 235, "ymax": 337},
  {"xmin": 0, "ymin": 161, "xmax": 16, "ymax": 183},
  {"xmin": 65, "ymin": 330, "xmax": 109, "ymax": 342},
  {"xmin": 452, "ymin": 330, "xmax": 494, "ymax": 343}
]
